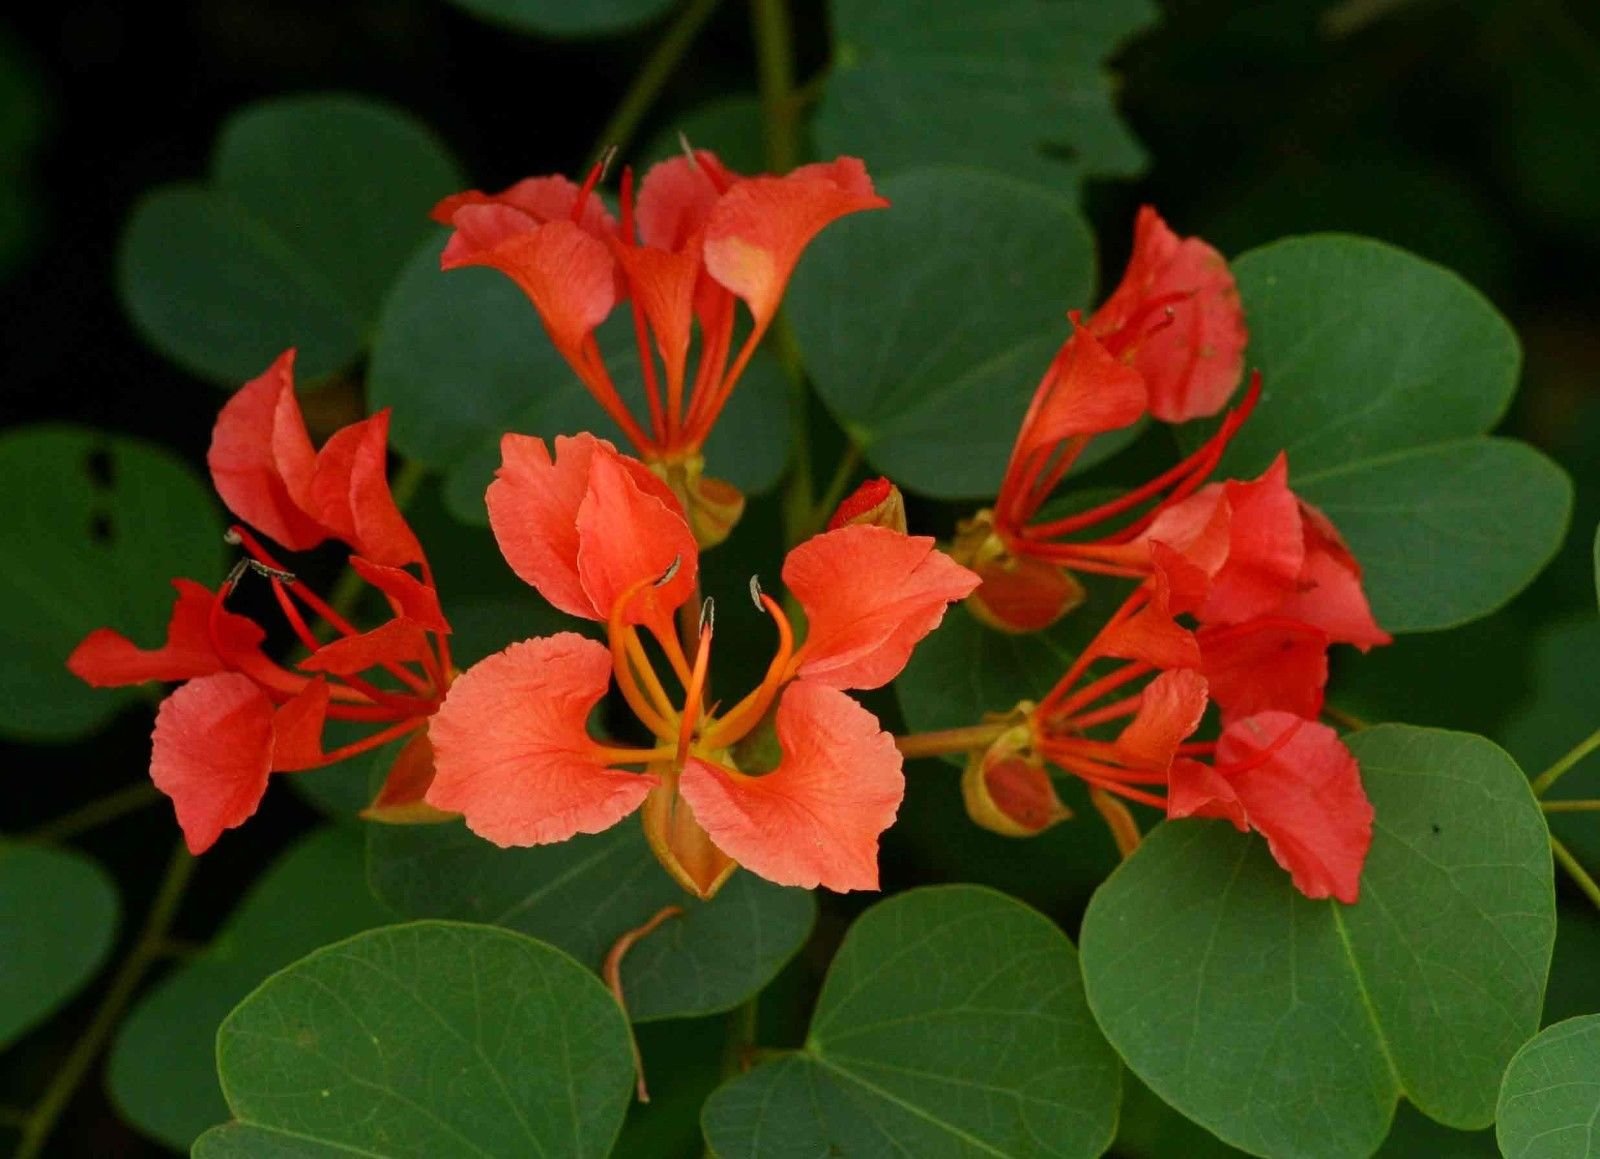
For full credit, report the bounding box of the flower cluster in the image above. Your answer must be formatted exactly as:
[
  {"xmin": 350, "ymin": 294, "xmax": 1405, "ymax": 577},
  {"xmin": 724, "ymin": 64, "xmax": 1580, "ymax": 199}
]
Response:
[{"xmin": 952, "ymin": 209, "xmax": 1390, "ymax": 902}]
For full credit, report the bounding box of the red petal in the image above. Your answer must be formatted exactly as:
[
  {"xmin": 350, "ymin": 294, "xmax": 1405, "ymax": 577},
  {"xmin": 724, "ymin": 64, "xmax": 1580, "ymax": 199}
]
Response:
[
  {"xmin": 1141, "ymin": 486, "xmax": 1232, "ymax": 581},
  {"xmin": 270, "ymin": 677, "xmax": 330, "ymax": 771},
  {"xmin": 1115, "ymin": 669, "xmax": 1209, "ymax": 769},
  {"xmin": 965, "ymin": 555, "xmax": 1086, "ymax": 634},
  {"xmin": 68, "ymin": 579, "xmax": 265, "ymax": 687},
  {"xmin": 1094, "ymin": 582, "xmax": 1202, "ymax": 670},
  {"xmin": 306, "ymin": 411, "xmax": 422, "ymax": 567},
  {"xmin": 636, "ymin": 152, "xmax": 729, "ymax": 251},
  {"xmin": 299, "ymin": 618, "xmax": 433, "ymax": 677},
  {"xmin": 1278, "ymin": 502, "xmax": 1391, "ymax": 650},
  {"xmin": 1088, "ymin": 206, "xmax": 1247, "ymax": 423},
  {"xmin": 442, "ymin": 213, "xmax": 617, "ymax": 360},
  {"xmin": 1200, "ymin": 620, "xmax": 1328, "ymax": 722},
  {"xmin": 678, "ymin": 681, "xmax": 903, "ymax": 892},
  {"xmin": 1200, "ymin": 455, "xmax": 1305, "ymax": 624},
  {"xmin": 433, "ymin": 175, "xmax": 616, "ymax": 235},
  {"xmin": 207, "ymin": 350, "xmax": 326, "ymax": 551},
  {"xmin": 827, "ymin": 478, "xmax": 906, "ymax": 533},
  {"xmin": 703, "ymin": 158, "xmax": 888, "ymax": 332},
  {"xmin": 150, "ymin": 673, "xmax": 275, "ymax": 853},
  {"xmin": 787, "ymin": 526, "xmax": 980, "ymax": 689},
  {"xmin": 575, "ymin": 445, "xmax": 698, "ymax": 630},
  {"xmin": 362, "ymin": 731, "xmax": 454, "ymax": 824},
  {"xmin": 489, "ymin": 433, "xmax": 602, "ymax": 619},
  {"xmin": 1167, "ymin": 757, "xmax": 1250, "ymax": 830},
  {"xmin": 612, "ymin": 236, "xmax": 701, "ymax": 387},
  {"xmin": 1013, "ymin": 325, "xmax": 1148, "ymax": 466},
  {"xmin": 348, "ymin": 557, "xmax": 450, "ymax": 634},
  {"xmin": 425, "ymin": 634, "xmax": 657, "ymax": 846}
]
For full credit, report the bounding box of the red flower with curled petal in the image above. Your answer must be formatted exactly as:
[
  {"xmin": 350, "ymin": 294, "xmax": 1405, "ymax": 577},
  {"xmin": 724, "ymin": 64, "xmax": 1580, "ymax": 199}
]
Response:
[
  {"xmin": 432, "ymin": 151, "xmax": 887, "ymax": 548},
  {"xmin": 426, "ymin": 433, "xmax": 978, "ymax": 898},
  {"xmin": 68, "ymin": 352, "xmax": 454, "ymax": 853}
]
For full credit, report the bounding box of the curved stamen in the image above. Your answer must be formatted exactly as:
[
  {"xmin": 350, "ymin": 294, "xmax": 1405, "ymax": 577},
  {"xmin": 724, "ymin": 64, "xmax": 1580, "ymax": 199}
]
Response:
[
  {"xmin": 699, "ymin": 591, "xmax": 795, "ymax": 751},
  {"xmin": 675, "ymin": 602, "xmax": 715, "ymax": 765},
  {"xmin": 608, "ymin": 576, "xmax": 680, "ymax": 740}
]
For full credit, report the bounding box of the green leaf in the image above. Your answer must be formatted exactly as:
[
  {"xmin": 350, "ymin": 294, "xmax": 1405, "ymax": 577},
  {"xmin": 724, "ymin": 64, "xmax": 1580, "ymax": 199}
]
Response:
[
  {"xmin": 642, "ymin": 95, "xmax": 772, "ymax": 175},
  {"xmin": 816, "ymin": 0, "xmax": 1157, "ymax": 191},
  {"xmin": 109, "ymin": 828, "xmax": 391, "ymax": 1150},
  {"xmin": 196, "ymin": 921, "xmax": 634, "ymax": 1157},
  {"xmin": 367, "ymin": 822, "xmax": 815, "ymax": 1022},
  {"xmin": 443, "ymin": 0, "xmax": 675, "ymax": 38},
  {"xmin": 701, "ymin": 885, "xmax": 1122, "ymax": 1159},
  {"xmin": 370, "ymin": 238, "xmax": 790, "ymax": 528},
  {"xmin": 1205, "ymin": 235, "xmax": 1570, "ymax": 632},
  {"xmin": 117, "ymin": 94, "xmax": 462, "ymax": 384},
  {"xmin": 1080, "ymin": 725, "xmax": 1555, "ymax": 1157},
  {"xmin": 1496, "ymin": 1015, "xmax": 1600, "ymax": 1159},
  {"xmin": 0, "ymin": 426, "xmax": 224, "ymax": 741},
  {"xmin": 787, "ymin": 168, "xmax": 1096, "ymax": 498},
  {"xmin": 0, "ymin": 843, "xmax": 118, "ymax": 1048}
]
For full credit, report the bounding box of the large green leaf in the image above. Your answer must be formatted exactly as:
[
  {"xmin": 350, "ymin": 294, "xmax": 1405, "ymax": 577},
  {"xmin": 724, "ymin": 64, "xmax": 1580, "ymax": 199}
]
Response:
[
  {"xmin": 701, "ymin": 885, "xmax": 1121, "ymax": 1158},
  {"xmin": 1204, "ymin": 235, "xmax": 1570, "ymax": 632},
  {"xmin": 786, "ymin": 168, "xmax": 1096, "ymax": 498},
  {"xmin": 0, "ymin": 843, "xmax": 118, "ymax": 1048},
  {"xmin": 194, "ymin": 921, "xmax": 634, "ymax": 1157},
  {"xmin": 0, "ymin": 426, "xmax": 224, "ymax": 741},
  {"xmin": 109, "ymin": 828, "xmax": 392, "ymax": 1150},
  {"xmin": 444, "ymin": 0, "xmax": 675, "ymax": 38},
  {"xmin": 1080, "ymin": 725, "xmax": 1555, "ymax": 1158},
  {"xmin": 118, "ymin": 94, "xmax": 462, "ymax": 384},
  {"xmin": 1496, "ymin": 1015, "xmax": 1600, "ymax": 1159},
  {"xmin": 370, "ymin": 238, "xmax": 790, "ymax": 528},
  {"xmin": 368, "ymin": 821, "xmax": 814, "ymax": 1022},
  {"xmin": 816, "ymin": 0, "xmax": 1157, "ymax": 190}
]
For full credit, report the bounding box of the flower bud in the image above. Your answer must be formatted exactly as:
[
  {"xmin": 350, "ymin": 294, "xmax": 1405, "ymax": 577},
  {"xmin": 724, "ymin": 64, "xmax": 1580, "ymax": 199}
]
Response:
[
  {"xmin": 652, "ymin": 455, "xmax": 745, "ymax": 548},
  {"xmin": 961, "ymin": 716, "xmax": 1071, "ymax": 837},
  {"xmin": 641, "ymin": 767, "xmax": 737, "ymax": 899},
  {"xmin": 951, "ymin": 511, "xmax": 1085, "ymax": 633},
  {"xmin": 828, "ymin": 477, "xmax": 907, "ymax": 534}
]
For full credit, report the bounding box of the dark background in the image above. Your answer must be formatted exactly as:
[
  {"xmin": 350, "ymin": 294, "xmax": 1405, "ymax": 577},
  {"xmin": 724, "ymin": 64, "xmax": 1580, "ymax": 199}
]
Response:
[{"xmin": 2, "ymin": 0, "xmax": 1597, "ymax": 1153}]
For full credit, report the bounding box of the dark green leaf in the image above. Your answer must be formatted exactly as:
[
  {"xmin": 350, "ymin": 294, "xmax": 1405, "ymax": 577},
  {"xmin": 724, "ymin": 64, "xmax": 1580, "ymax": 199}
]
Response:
[
  {"xmin": 371, "ymin": 239, "xmax": 790, "ymax": 528},
  {"xmin": 701, "ymin": 885, "xmax": 1121, "ymax": 1159},
  {"xmin": 197, "ymin": 921, "xmax": 634, "ymax": 1157},
  {"xmin": 816, "ymin": 0, "xmax": 1157, "ymax": 190},
  {"xmin": 1496, "ymin": 1015, "xmax": 1600, "ymax": 1159},
  {"xmin": 642, "ymin": 95, "xmax": 772, "ymax": 174},
  {"xmin": 1204, "ymin": 235, "xmax": 1570, "ymax": 631},
  {"xmin": 109, "ymin": 828, "xmax": 392, "ymax": 1150},
  {"xmin": 0, "ymin": 843, "xmax": 118, "ymax": 1048},
  {"xmin": 444, "ymin": 0, "xmax": 675, "ymax": 38},
  {"xmin": 117, "ymin": 94, "xmax": 462, "ymax": 383},
  {"xmin": 1080, "ymin": 725, "xmax": 1555, "ymax": 1157},
  {"xmin": 0, "ymin": 426, "xmax": 223, "ymax": 741},
  {"xmin": 368, "ymin": 821, "xmax": 815, "ymax": 1022},
  {"xmin": 786, "ymin": 168, "xmax": 1096, "ymax": 498},
  {"xmin": 1592, "ymin": 522, "xmax": 1598, "ymax": 610}
]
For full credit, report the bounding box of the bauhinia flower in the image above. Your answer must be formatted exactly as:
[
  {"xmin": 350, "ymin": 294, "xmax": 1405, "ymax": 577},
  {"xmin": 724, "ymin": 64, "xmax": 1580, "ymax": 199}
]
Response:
[
  {"xmin": 425, "ymin": 434, "xmax": 977, "ymax": 897},
  {"xmin": 952, "ymin": 208, "xmax": 1250, "ymax": 632},
  {"xmin": 431, "ymin": 150, "xmax": 887, "ymax": 547},
  {"xmin": 67, "ymin": 352, "xmax": 454, "ymax": 852}
]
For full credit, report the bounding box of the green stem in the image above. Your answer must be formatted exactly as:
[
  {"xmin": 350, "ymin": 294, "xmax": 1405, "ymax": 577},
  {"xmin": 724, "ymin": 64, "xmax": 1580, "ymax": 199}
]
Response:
[
  {"xmin": 1321, "ymin": 704, "xmax": 1372, "ymax": 733},
  {"xmin": 26, "ymin": 782, "xmax": 162, "ymax": 844},
  {"xmin": 15, "ymin": 842, "xmax": 194, "ymax": 1159},
  {"xmin": 805, "ymin": 444, "xmax": 862, "ymax": 534},
  {"xmin": 721, "ymin": 997, "xmax": 760, "ymax": 1077},
  {"xmin": 0, "ymin": 1106, "xmax": 28, "ymax": 1130},
  {"xmin": 1542, "ymin": 799, "xmax": 1600, "ymax": 813},
  {"xmin": 752, "ymin": 0, "xmax": 799, "ymax": 171},
  {"xmin": 592, "ymin": 0, "xmax": 725, "ymax": 160},
  {"xmin": 896, "ymin": 721, "xmax": 1013, "ymax": 761},
  {"xmin": 1551, "ymin": 836, "xmax": 1600, "ymax": 914},
  {"xmin": 1531, "ymin": 726, "xmax": 1600, "ymax": 798}
]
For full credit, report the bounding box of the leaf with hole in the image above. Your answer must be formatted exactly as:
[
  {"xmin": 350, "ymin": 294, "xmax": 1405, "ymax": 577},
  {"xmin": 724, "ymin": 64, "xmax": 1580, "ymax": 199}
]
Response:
[
  {"xmin": 701, "ymin": 884, "xmax": 1122, "ymax": 1159},
  {"xmin": 367, "ymin": 821, "xmax": 815, "ymax": 1022},
  {"xmin": 109, "ymin": 828, "xmax": 392, "ymax": 1150},
  {"xmin": 193, "ymin": 921, "xmax": 634, "ymax": 1157},
  {"xmin": 117, "ymin": 93, "xmax": 462, "ymax": 384},
  {"xmin": 1079, "ymin": 725, "xmax": 1555, "ymax": 1158},
  {"xmin": 0, "ymin": 842, "xmax": 118, "ymax": 1049},
  {"xmin": 0, "ymin": 426, "xmax": 224, "ymax": 741}
]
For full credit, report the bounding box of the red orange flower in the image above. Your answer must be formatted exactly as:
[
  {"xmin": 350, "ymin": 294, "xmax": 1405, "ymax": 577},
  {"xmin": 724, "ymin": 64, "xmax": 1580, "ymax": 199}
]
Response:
[
  {"xmin": 432, "ymin": 151, "xmax": 887, "ymax": 546},
  {"xmin": 68, "ymin": 352, "xmax": 453, "ymax": 852},
  {"xmin": 425, "ymin": 433, "xmax": 977, "ymax": 897}
]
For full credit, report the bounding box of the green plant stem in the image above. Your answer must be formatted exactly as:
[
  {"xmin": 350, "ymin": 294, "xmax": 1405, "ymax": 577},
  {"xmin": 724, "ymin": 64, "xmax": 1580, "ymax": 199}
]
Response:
[
  {"xmin": 896, "ymin": 721, "xmax": 1013, "ymax": 761},
  {"xmin": 0, "ymin": 1106, "xmax": 28, "ymax": 1130},
  {"xmin": 1543, "ymin": 799, "xmax": 1600, "ymax": 813},
  {"xmin": 752, "ymin": 0, "xmax": 799, "ymax": 171},
  {"xmin": 722, "ymin": 997, "xmax": 760, "ymax": 1077},
  {"xmin": 592, "ymin": 0, "xmax": 725, "ymax": 160},
  {"xmin": 1321, "ymin": 704, "xmax": 1372, "ymax": 732},
  {"xmin": 1531, "ymin": 726, "xmax": 1600, "ymax": 798},
  {"xmin": 322, "ymin": 458, "xmax": 430, "ymax": 624},
  {"xmin": 804, "ymin": 444, "xmax": 862, "ymax": 534},
  {"xmin": 1551, "ymin": 836, "xmax": 1600, "ymax": 914},
  {"xmin": 26, "ymin": 782, "xmax": 162, "ymax": 844},
  {"xmin": 15, "ymin": 841, "xmax": 194, "ymax": 1159}
]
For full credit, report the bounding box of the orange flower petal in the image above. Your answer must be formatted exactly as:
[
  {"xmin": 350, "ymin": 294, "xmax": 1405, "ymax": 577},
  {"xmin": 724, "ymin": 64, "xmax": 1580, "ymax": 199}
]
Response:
[
  {"xmin": 69, "ymin": 579, "xmax": 265, "ymax": 687},
  {"xmin": 206, "ymin": 350, "xmax": 326, "ymax": 552},
  {"xmin": 574, "ymin": 445, "xmax": 698, "ymax": 629},
  {"xmin": 635, "ymin": 152, "xmax": 728, "ymax": 251},
  {"xmin": 347, "ymin": 557, "xmax": 450, "ymax": 634},
  {"xmin": 1013, "ymin": 325, "xmax": 1148, "ymax": 467},
  {"xmin": 1115, "ymin": 669, "xmax": 1209, "ymax": 769},
  {"xmin": 488, "ymin": 433, "xmax": 603, "ymax": 618},
  {"xmin": 786, "ymin": 525, "xmax": 980, "ymax": 690},
  {"xmin": 426, "ymin": 634, "xmax": 657, "ymax": 846},
  {"xmin": 298, "ymin": 618, "xmax": 433, "ymax": 677},
  {"xmin": 150, "ymin": 673, "xmax": 276, "ymax": 853},
  {"xmin": 678, "ymin": 681, "xmax": 903, "ymax": 892},
  {"xmin": 269, "ymin": 677, "xmax": 331, "ymax": 772},
  {"xmin": 433, "ymin": 174, "xmax": 616, "ymax": 235},
  {"xmin": 306, "ymin": 411, "xmax": 423, "ymax": 567},
  {"xmin": 362, "ymin": 731, "xmax": 454, "ymax": 824}
]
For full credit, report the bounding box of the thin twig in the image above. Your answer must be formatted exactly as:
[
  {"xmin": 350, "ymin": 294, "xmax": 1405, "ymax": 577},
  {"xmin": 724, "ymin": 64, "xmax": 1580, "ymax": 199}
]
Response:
[
  {"xmin": 592, "ymin": 0, "xmax": 725, "ymax": 160},
  {"xmin": 602, "ymin": 904, "xmax": 685, "ymax": 1102},
  {"xmin": 26, "ymin": 782, "xmax": 162, "ymax": 844},
  {"xmin": 1551, "ymin": 836, "xmax": 1600, "ymax": 914},
  {"xmin": 1532, "ymin": 726, "xmax": 1600, "ymax": 798}
]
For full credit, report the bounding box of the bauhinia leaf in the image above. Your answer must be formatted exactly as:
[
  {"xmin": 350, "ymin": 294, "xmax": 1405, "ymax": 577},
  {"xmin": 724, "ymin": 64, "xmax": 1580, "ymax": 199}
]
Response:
[{"xmin": 1496, "ymin": 1015, "xmax": 1600, "ymax": 1159}]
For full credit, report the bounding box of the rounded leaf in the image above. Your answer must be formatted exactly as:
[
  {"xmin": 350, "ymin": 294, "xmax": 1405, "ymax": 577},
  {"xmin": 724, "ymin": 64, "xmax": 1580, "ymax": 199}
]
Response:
[
  {"xmin": 1496, "ymin": 1015, "xmax": 1600, "ymax": 1159},
  {"xmin": 445, "ymin": 0, "xmax": 675, "ymax": 38}
]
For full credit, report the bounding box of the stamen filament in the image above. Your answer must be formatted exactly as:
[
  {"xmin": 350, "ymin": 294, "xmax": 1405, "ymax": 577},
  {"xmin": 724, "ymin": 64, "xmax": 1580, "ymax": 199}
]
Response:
[
  {"xmin": 676, "ymin": 619, "xmax": 714, "ymax": 765},
  {"xmin": 311, "ymin": 716, "xmax": 429, "ymax": 767},
  {"xmin": 700, "ymin": 594, "xmax": 794, "ymax": 750}
]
